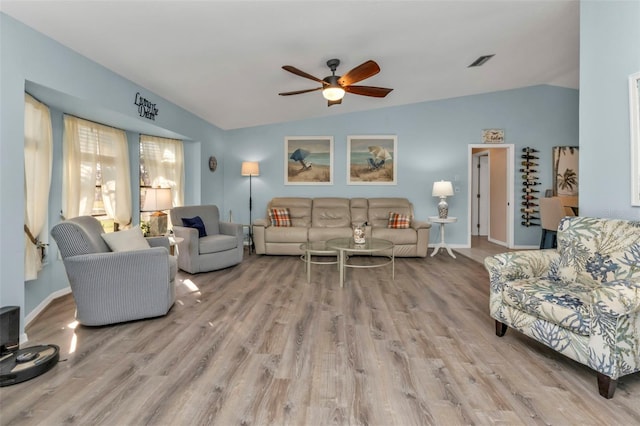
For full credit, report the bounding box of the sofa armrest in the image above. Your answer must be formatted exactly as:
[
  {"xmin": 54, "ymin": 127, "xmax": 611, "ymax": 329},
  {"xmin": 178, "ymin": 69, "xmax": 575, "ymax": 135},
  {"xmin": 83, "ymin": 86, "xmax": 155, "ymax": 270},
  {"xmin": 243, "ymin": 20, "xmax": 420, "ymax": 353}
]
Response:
[
  {"xmin": 484, "ymin": 250, "xmax": 560, "ymax": 294},
  {"xmin": 592, "ymin": 280, "xmax": 640, "ymax": 317},
  {"xmin": 146, "ymin": 236, "xmax": 170, "ymax": 251},
  {"xmin": 589, "ymin": 279, "xmax": 640, "ymax": 379},
  {"xmin": 254, "ymin": 218, "xmax": 270, "ymax": 227},
  {"xmin": 484, "ymin": 249, "xmax": 560, "ymax": 281},
  {"xmin": 252, "ymin": 219, "xmax": 270, "ymax": 254},
  {"xmin": 411, "ymin": 220, "xmax": 431, "ymax": 230},
  {"xmin": 220, "ymin": 222, "xmax": 243, "ymax": 237},
  {"xmin": 172, "ymin": 225, "xmax": 200, "ymax": 272}
]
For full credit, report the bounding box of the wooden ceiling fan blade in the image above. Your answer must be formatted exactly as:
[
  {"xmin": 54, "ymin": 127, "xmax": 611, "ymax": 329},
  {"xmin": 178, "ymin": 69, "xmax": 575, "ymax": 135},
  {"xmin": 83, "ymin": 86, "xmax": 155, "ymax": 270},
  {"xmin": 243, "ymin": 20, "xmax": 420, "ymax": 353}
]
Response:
[
  {"xmin": 338, "ymin": 60, "xmax": 380, "ymax": 86},
  {"xmin": 345, "ymin": 85, "xmax": 393, "ymax": 98},
  {"xmin": 279, "ymin": 87, "xmax": 322, "ymax": 96},
  {"xmin": 282, "ymin": 65, "xmax": 327, "ymax": 85}
]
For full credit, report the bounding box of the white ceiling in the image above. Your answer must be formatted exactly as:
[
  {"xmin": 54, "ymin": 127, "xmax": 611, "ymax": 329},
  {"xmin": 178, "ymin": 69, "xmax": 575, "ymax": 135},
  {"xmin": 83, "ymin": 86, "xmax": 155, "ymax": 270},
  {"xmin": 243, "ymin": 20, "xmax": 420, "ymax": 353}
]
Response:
[{"xmin": 1, "ymin": 0, "xmax": 579, "ymax": 130}]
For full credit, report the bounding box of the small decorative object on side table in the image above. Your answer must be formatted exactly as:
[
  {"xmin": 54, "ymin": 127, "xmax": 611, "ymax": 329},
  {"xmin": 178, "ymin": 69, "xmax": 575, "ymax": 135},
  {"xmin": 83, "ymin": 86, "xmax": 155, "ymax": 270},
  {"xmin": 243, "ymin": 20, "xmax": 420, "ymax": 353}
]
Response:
[{"xmin": 429, "ymin": 216, "xmax": 457, "ymax": 258}]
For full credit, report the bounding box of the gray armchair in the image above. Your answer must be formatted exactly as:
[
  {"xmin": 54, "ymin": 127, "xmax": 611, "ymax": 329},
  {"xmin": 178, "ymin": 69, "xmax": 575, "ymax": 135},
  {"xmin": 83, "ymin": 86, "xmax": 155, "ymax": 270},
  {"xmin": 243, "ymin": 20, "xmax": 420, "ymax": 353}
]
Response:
[
  {"xmin": 169, "ymin": 205, "xmax": 244, "ymax": 274},
  {"xmin": 50, "ymin": 216, "xmax": 176, "ymax": 326}
]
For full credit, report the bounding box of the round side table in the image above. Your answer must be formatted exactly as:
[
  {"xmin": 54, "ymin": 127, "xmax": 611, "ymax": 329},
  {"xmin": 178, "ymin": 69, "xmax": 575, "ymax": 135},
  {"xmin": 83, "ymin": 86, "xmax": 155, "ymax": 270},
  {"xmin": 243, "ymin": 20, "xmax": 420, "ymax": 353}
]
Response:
[{"xmin": 428, "ymin": 216, "xmax": 457, "ymax": 258}]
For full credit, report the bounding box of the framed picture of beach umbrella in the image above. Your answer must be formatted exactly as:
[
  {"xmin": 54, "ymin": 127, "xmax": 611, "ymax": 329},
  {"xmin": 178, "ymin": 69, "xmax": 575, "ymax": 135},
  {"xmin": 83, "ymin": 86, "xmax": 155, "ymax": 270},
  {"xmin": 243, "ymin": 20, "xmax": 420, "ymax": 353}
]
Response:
[
  {"xmin": 347, "ymin": 135, "xmax": 397, "ymax": 185},
  {"xmin": 284, "ymin": 136, "xmax": 334, "ymax": 185}
]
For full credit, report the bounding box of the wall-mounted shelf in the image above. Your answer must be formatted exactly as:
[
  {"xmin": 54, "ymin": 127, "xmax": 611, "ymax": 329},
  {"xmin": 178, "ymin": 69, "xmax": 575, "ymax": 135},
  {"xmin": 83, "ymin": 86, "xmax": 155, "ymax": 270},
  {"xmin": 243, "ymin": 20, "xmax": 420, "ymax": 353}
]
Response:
[{"xmin": 521, "ymin": 147, "xmax": 540, "ymax": 227}]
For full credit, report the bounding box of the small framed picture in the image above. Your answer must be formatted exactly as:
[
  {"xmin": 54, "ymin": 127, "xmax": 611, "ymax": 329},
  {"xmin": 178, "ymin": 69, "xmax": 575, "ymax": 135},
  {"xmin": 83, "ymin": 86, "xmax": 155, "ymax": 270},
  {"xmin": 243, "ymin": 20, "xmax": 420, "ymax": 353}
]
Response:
[
  {"xmin": 284, "ymin": 136, "xmax": 333, "ymax": 185},
  {"xmin": 482, "ymin": 129, "xmax": 505, "ymax": 143}
]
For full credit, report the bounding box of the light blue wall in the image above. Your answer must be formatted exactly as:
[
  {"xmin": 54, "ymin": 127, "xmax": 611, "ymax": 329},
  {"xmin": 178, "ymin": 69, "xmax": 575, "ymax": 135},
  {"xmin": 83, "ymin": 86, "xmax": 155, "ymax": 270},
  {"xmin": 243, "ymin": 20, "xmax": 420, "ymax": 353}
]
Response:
[
  {"xmin": 0, "ymin": 14, "xmax": 224, "ymax": 332},
  {"xmin": 224, "ymin": 85, "xmax": 579, "ymax": 246},
  {"xmin": 579, "ymin": 0, "xmax": 640, "ymax": 220}
]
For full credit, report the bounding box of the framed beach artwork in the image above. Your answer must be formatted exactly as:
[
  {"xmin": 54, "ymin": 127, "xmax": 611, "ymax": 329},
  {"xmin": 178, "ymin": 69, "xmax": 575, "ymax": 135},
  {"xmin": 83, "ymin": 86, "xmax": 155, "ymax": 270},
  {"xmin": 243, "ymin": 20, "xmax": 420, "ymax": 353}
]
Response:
[
  {"xmin": 284, "ymin": 136, "xmax": 333, "ymax": 185},
  {"xmin": 552, "ymin": 146, "xmax": 579, "ymax": 197},
  {"xmin": 347, "ymin": 135, "xmax": 397, "ymax": 185},
  {"xmin": 629, "ymin": 71, "xmax": 640, "ymax": 206}
]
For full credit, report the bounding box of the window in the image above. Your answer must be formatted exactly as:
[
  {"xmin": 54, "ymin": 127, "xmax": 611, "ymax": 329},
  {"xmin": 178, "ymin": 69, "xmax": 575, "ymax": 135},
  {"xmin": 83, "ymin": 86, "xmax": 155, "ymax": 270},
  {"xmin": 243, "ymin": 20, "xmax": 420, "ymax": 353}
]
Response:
[
  {"xmin": 139, "ymin": 135, "xmax": 184, "ymax": 231},
  {"xmin": 62, "ymin": 116, "xmax": 132, "ymax": 231}
]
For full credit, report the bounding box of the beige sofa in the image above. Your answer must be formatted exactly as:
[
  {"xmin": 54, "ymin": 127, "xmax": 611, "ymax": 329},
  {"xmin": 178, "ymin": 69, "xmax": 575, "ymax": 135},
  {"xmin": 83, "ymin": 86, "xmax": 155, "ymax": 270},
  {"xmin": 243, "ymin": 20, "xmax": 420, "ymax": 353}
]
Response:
[{"xmin": 252, "ymin": 197, "xmax": 431, "ymax": 257}]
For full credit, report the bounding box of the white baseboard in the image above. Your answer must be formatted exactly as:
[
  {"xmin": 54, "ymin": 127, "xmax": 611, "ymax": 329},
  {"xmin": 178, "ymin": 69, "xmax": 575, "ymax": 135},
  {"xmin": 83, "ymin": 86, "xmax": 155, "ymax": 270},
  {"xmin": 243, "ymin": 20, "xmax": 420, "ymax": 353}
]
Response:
[{"xmin": 24, "ymin": 287, "xmax": 72, "ymax": 332}]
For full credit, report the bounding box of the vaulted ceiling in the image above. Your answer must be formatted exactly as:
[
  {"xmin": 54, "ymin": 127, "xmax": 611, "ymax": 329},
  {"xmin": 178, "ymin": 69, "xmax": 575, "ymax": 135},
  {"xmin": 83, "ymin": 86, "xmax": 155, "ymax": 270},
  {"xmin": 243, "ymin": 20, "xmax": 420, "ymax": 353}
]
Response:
[{"xmin": 1, "ymin": 1, "xmax": 579, "ymax": 130}]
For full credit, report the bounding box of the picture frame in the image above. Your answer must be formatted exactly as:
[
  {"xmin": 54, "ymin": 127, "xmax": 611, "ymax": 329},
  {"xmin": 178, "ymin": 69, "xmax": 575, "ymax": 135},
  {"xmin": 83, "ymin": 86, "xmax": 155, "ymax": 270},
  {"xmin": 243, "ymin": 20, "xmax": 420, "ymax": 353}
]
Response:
[
  {"xmin": 553, "ymin": 146, "xmax": 579, "ymax": 197},
  {"xmin": 284, "ymin": 136, "xmax": 333, "ymax": 185},
  {"xmin": 629, "ymin": 71, "xmax": 640, "ymax": 206},
  {"xmin": 482, "ymin": 129, "xmax": 505, "ymax": 143},
  {"xmin": 347, "ymin": 135, "xmax": 397, "ymax": 185}
]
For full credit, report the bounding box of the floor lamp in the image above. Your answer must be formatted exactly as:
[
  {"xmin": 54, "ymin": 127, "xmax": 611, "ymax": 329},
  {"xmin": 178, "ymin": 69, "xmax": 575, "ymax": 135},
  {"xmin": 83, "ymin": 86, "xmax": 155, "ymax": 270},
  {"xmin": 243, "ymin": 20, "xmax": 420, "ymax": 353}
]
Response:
[{"xmin": 241, "ymin": 161, "xmax": 259, "ymax": 253}]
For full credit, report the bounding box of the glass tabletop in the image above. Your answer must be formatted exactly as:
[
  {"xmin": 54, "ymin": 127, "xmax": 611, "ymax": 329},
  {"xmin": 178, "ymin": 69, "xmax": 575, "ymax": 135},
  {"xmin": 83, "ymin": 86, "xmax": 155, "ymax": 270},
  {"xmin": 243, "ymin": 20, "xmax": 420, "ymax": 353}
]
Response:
[
  {"xmin": 326, "ymin": 238, "xmax": 394, "ymax": 252},
  {"xmin": 300, "ymin": 241, "xmax": 338, "ymax": 253}
]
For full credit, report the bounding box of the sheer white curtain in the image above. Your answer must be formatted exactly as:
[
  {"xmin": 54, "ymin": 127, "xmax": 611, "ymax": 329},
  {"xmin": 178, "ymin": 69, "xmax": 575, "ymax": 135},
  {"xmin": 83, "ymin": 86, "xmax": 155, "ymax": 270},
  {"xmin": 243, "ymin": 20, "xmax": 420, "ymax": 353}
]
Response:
[
  {"xmin": 140, "ymin": 135, "xmax": 184, "ymax": 207},
  {"xmin": 24, "ymin": 94, "xmax": 53, "ymax": 281},
  {"xmin": 63, "ymin": 116, "xmax": 132, "ymax": 227}
]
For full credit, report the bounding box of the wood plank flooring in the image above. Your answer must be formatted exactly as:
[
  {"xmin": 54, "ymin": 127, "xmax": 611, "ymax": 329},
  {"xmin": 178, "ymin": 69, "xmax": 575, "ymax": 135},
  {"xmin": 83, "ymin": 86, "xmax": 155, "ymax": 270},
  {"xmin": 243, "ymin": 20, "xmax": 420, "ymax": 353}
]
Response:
[{"xmin": 2, "ymin": 248, "xmax": 639, "ymax": 425}]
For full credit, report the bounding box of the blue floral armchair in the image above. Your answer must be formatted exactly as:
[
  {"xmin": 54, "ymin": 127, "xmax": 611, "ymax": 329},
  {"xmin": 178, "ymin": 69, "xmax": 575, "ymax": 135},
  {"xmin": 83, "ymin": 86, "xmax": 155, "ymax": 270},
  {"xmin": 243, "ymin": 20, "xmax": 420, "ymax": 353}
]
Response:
[{"xmin": 485, "ymin": 216, "xmax": 640, "ymax": 398}]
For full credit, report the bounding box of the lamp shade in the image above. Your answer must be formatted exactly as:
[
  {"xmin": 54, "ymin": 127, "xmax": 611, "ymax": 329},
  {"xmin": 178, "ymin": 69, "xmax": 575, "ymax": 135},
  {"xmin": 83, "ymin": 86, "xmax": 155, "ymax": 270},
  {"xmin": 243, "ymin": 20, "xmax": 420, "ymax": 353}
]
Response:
[
  {"xmin": 141, "ymin": 187, "xmax": 173, "ymax": 212},
  {"xmin": 241, "ymin": 161, "xmax": 260, "ymax": 176},
  {"xmin": 432, "ymin": 181, "xmax": 454, "ymax": 198},
  {"xmin": 322, "ymin": 75, "xmax": 346, "ymax": 101}
]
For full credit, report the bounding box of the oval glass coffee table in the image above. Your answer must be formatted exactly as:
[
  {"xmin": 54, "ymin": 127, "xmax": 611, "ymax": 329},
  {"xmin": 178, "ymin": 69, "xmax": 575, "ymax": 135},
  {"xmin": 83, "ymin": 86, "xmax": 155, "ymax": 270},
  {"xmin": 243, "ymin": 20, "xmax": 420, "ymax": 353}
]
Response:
[
  {"xmin": 300, "ymin": 241, "xmax": 339, "ymax": 284},
  {"xmin": 326, "ymin": 238, "xmax": 394, "ymax": 288}
]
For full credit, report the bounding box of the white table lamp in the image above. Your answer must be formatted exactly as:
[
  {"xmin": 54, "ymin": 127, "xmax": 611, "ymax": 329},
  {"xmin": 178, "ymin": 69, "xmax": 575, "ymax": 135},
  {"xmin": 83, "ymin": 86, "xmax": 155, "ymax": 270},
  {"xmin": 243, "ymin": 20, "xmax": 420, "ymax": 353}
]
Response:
[
  {"xmin": 141, "ymin": 187, "xmax": 173, "ymax": 235},
  {"xmin": 432, "ymin": 180, "xmax": 454, "ymax": 219}
]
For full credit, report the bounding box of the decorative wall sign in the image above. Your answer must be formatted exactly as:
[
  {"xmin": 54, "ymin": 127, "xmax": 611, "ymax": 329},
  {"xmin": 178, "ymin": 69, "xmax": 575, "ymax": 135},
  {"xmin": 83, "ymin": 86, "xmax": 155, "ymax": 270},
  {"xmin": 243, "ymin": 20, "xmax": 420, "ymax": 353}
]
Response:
[
  {"xmin": 284, "ymin": 136, "xmax": 333, "ymax": 185},
  {"xmin": 134, "ymin": 92, "xmax": 159, "ymax": 121},
  {"xmin": 482, "ymin": 129, "xmax": 505, "ymax": 143}
]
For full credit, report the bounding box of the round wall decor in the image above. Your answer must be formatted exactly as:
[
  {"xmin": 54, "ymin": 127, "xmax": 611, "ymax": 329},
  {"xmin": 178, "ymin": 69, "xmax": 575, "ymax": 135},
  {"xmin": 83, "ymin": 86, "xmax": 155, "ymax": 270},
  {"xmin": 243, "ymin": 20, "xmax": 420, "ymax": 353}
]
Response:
[{"xmin": 208, "ymin": 156, "xmax": 217, "ymax": 172}]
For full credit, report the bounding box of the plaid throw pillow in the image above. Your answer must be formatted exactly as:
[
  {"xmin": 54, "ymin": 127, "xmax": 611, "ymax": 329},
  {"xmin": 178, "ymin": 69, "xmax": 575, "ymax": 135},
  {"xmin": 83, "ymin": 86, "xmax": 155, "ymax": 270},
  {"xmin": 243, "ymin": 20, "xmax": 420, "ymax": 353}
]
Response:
[
  {"xmin": 387, "ymin": 212, "xmax": 410, "ymax": 229},
  {"xmin": 268, "ymin": 208, "xmax": 292, "ymax": 227}
]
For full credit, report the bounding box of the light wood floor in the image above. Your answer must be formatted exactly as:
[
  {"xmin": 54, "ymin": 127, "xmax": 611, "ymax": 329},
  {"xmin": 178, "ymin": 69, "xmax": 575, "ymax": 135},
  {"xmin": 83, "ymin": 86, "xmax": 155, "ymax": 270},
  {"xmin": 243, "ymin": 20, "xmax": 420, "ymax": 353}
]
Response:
[{"xmin": 2, "ymin": 247, "xmax": 639, "ymax": 425}]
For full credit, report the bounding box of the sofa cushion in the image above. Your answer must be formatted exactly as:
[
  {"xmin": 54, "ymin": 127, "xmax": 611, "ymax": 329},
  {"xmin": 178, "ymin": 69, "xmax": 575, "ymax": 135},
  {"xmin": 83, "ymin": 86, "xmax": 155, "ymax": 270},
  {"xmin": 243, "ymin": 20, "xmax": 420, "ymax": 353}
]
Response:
[
  {"xmin": 350, "ymin": 198, "xmax": 369, "ymax": 225},
  {"xmin": 199, "ymin": 234, "xmax": 238, "ymax": 254},
  {"xmin": 312, "ymin": 198, "xmax": 351, "ymax": 228},
  {"xmin": 268, "ymin": 208, "xmax": 292, "ymax": 227},
  {"xmin": 101, "ymin": 226, "xmax": 150, "ymax": 252},
  {"xmin": 368, "ymin": 198, "xmax": 413, "ymax": 228},
  {"xmin": 308, "ymin": 227, "xmax": 352, "ymax": 242},
  {"xmin": 265, "ymin": 226, "xmax": 308, "ymax": 243},
  {"xmin": 270, "ymin": 197, "xmax": 312, "ymax": 227},
  {"xmin": 182, "ymin": 216, "xmax": 207, "ymax": 238},
  {"xmin": 501, "ymin": 277, "xmax": 594, "ymax": 336},
  {"xmin": 372, "ymin": 228, "xmax": 417, "ymax": 245},
  {"xmin": 388, "ymin": 212, "xmax": 410, "ymax": 229}
]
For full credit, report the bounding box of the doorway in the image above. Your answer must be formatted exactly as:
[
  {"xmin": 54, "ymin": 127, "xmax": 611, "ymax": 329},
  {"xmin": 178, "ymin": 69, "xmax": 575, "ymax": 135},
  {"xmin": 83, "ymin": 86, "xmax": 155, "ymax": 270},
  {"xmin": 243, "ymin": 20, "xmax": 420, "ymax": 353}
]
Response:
[{"xmin": 467, "ymin": 144, "xmax": 514, "ymax": 249}]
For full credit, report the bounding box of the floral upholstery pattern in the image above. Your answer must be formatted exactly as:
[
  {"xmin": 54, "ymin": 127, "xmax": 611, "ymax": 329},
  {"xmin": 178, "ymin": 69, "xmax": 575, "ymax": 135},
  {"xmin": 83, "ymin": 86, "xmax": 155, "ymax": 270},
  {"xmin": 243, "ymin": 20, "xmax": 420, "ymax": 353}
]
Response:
[{"xmin": 485, "ymin": 217, "xmax": 640, "ymax": 385}]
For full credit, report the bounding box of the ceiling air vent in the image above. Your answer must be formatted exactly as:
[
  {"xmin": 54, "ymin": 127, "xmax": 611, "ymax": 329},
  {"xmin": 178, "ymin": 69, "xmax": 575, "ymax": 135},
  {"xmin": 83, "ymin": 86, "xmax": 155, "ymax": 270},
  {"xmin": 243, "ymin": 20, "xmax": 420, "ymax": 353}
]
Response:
[{"xmin": 468, "ymin": 54, "xmax": 495, "ymax": 68}]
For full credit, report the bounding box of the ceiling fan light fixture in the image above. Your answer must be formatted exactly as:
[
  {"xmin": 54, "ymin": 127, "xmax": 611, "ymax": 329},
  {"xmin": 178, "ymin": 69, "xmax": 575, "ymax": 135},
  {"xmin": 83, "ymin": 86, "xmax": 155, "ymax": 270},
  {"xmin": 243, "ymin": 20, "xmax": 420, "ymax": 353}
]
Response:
[
  {"xmin": 322, "ymin": 75, "xmax": 345, "ymax": 101},
  {"xmin": 322, "ymin": 86, "xmax": 346, "ymax": 101}
]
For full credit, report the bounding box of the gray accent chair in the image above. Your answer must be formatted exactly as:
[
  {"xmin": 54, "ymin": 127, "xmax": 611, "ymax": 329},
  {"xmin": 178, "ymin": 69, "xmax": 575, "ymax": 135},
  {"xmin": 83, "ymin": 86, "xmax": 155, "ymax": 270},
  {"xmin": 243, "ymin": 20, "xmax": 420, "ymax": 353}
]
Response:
[
  {"xmin": 50, "ymin": 216, "xmax": 177, "ymax": 326},
  {"xmin": 169, "ymin": 205, "xmax": 244, "ymax": 274}
]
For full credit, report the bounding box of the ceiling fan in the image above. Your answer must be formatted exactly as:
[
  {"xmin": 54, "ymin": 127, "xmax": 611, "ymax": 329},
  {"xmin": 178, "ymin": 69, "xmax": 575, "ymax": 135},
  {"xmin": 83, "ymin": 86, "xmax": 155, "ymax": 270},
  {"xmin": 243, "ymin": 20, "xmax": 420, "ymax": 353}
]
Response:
[{"xmin": 278, "ymin": 59, "xmax": 393, "ymax": 107}]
